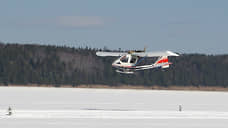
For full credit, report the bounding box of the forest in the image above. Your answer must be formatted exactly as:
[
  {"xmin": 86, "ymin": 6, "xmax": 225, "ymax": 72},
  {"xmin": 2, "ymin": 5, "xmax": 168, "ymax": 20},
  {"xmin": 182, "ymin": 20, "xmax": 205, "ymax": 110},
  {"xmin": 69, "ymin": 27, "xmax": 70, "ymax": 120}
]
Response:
[{"xmin": 0, "ymin": 43, "xmax": 228, "ymax": 87}]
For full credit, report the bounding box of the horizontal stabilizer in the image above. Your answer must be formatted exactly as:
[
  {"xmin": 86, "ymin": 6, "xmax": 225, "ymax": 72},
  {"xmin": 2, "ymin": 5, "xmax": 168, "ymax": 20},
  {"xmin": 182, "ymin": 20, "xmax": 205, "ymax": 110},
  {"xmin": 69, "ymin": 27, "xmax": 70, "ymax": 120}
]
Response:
[{"xmin": 162, "ymin": 65, "xmax": 169, "ymax": 69}]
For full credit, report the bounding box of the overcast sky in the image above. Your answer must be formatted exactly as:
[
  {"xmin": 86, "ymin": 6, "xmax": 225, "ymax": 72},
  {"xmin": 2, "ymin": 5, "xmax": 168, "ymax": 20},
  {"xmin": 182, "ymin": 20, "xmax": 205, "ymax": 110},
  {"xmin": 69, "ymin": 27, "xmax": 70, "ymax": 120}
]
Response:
[{"xmin": 0, "ymin": 0, "xmax": 228, "ymax": 54}]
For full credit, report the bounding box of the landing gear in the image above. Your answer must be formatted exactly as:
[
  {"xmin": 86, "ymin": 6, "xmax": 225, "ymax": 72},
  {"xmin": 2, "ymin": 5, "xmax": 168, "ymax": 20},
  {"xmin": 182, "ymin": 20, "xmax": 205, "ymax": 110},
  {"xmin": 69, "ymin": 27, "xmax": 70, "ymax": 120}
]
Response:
[{"xmin": 116, "ymin": 69, "xmax": 134, "ymax": 74}]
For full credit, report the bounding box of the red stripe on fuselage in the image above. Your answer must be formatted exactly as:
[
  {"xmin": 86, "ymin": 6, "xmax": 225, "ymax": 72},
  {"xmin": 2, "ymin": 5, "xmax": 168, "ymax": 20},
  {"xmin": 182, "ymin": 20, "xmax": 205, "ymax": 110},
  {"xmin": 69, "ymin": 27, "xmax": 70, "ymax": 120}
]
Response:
[{"xmin": 157, "ymin": 58, "xmax": 168, "ymax": 64}]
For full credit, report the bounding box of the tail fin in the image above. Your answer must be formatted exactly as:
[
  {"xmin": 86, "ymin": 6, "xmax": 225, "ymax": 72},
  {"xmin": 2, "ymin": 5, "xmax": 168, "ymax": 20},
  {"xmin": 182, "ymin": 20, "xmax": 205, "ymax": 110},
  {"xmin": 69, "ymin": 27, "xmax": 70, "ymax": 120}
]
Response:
[{"xmin": 154, "ymin": 56, "xmax": 171, "ymax": 69}]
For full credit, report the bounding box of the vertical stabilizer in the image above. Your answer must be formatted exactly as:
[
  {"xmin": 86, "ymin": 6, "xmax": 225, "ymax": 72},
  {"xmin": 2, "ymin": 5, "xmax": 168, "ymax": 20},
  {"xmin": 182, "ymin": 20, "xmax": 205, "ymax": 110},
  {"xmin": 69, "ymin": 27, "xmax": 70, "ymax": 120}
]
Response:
[{"xmin": 154, "ymin": 56, "xmax": 170, "ymax": 68}]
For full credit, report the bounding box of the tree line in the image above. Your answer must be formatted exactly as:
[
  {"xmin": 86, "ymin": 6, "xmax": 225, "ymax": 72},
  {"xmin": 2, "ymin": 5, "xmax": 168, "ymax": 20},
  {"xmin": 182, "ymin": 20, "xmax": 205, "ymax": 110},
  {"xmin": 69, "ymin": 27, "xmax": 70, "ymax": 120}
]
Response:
[{"xmin": 0, "ymin": 43, "xmax": 228, "ymax": 87}]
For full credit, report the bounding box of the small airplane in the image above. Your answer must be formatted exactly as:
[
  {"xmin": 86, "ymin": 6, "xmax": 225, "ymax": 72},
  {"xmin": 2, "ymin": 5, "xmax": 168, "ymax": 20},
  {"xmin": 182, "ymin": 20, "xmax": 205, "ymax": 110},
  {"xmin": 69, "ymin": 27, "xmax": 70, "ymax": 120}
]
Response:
[{"xmin": 96, "ymin": 49, "xmax": 179, "ymax": 74}]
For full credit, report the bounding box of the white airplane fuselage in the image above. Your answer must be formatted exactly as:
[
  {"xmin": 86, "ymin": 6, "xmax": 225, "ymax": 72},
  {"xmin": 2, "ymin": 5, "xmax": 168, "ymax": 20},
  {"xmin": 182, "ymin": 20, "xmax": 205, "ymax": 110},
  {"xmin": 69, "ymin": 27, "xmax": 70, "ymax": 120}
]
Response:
[
  {"xmin": 96, "ymin": 50, "xmax": 179, "ymax": 74},
  {"xmin": 112, "ymin": 54, "xmax": 138, "ymax": 68}
]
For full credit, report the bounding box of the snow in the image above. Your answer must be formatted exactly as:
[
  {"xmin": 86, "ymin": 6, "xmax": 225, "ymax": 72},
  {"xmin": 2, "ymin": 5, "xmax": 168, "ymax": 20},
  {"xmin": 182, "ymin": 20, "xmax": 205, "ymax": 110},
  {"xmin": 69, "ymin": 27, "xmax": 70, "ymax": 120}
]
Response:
[
  {"xmin": 0, "ymin": 87, "xmax": 228, "ymax": 128},
  {"xmin": 2, "ymin": 110, "xmax": 228, "ymax": 119}
]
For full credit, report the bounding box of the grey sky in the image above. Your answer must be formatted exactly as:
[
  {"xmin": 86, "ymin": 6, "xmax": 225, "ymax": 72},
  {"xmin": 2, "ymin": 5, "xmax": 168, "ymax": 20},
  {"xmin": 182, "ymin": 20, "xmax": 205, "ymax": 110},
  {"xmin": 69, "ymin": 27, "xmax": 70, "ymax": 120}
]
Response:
[{"xmin": 0, "ymin": 0, "xmax": 228, "ymax": 54}]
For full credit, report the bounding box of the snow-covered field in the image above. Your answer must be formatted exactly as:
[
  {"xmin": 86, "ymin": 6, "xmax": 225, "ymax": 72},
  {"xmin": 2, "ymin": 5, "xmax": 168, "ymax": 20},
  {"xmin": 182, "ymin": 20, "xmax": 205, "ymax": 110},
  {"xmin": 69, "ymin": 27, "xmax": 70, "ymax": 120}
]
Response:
[{"xmin": 0, "ymin": 87, "xmax": 228, "ymax": 128}]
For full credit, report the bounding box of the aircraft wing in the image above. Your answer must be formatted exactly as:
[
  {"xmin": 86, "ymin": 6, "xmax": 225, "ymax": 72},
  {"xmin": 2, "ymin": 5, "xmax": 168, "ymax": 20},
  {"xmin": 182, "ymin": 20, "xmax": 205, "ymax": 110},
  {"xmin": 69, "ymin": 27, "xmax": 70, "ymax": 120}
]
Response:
[
  {"xmin": 96, "ymin": 51, "xmax": 127, "ymax": 57},
  {"xmin": 132, "ymin": 51, "xmax": 179, "ymax": 57}
]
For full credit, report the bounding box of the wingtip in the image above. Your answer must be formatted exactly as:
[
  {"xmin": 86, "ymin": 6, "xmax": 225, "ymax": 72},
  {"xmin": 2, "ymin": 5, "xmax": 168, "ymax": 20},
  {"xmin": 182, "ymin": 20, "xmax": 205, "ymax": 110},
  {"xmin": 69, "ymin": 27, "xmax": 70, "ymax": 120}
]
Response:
[
  {"xmin": 96, "ymin": 51, "xmax": 99, "ymax": 56},
  {"xmin": 96, "ymin": 51, "xmax": 103, "ymax": 56}
]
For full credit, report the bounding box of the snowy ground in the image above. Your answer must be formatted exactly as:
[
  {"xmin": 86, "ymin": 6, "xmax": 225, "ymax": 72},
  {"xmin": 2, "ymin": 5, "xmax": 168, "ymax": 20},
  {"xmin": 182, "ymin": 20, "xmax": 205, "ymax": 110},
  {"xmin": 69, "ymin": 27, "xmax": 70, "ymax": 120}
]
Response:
[{"xmin": 0, "ymin": 87, "xmax": 228, "ymax": 128}]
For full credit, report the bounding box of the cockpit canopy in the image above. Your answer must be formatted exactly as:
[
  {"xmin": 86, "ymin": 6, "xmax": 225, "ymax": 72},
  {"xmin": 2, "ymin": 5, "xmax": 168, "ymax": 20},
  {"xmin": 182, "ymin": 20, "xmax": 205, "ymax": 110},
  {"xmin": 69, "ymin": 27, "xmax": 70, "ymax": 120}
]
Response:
[{"xmin": 120, "ymin": 55, "xmax": 138, "ymax": 64}]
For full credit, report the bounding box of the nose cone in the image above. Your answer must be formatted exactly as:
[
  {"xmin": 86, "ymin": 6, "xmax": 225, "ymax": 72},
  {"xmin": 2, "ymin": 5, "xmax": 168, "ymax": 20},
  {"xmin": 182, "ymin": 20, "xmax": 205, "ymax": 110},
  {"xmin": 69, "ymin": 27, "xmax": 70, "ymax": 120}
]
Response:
[{"xmin": 112, "ymin": 62, "xmax": 115, "ymax": 66}]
